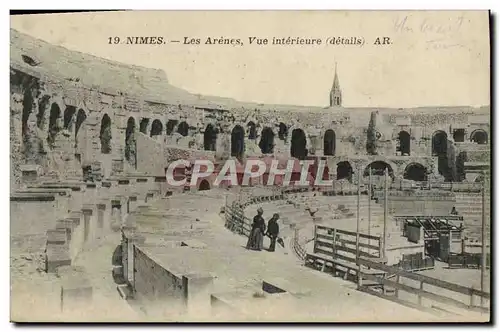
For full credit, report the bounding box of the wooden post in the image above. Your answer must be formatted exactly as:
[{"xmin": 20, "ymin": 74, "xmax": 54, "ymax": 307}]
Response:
[
  {"xmin": 480, "ymin": 171, "xmax": 487, "ymax": 308},
  {"xmin": 313, "ymin": 225, "xmax": 318, "ymax": 254},
  {"xmin": 368, "ymin": 167, "xmax": 372, "ymax": 252},
  {"xmin": 356, "ymin": 167, "xmax": 361, "ymax": 267},
  {"xmin": 382, "ymin": 168, "xmax": 388, "ymax": 259},
  {"xmin": 418, "ymin": 281, "xmax": 424, "ymax": 306},
  {"xmin": 332, "ymin": 228, "xmax": 337, "ymax": 259},
  {"xmin": 395, "ymin": 275, "xmax": 400, "ymax": 298}
]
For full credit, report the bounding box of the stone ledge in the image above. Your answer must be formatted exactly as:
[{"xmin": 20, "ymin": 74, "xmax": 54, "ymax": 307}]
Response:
[{"xmin": 45, "ymin": 244, "xmax": 71, "ymax": 273}]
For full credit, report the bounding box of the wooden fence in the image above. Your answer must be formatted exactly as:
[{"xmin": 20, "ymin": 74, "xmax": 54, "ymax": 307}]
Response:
[
  {"xmin": 305, "ymin": 223, "xmax": 490, "ymax": 314},
  {"xmin": 358, "ymin": 257, "xmax": 490, "ymax": 313}
]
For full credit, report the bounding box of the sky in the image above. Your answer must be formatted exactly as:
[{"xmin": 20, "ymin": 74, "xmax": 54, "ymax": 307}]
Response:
[{"xmin": 10, "ymin": 11, "xmax": 490, "ymax": 108}]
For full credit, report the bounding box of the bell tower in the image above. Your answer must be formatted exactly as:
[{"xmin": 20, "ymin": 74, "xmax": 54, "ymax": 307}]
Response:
[{"xmin": 329, "ymin": 62, "xmax": 342, "ymax": 107}]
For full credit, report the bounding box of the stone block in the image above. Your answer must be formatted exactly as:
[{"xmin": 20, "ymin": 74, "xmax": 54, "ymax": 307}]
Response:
[
  {"xmin": 59, "ymin": 266, "xmax": 93, "ymax": 312},
  {"xmin": 182, "ymin": 273, "xmax": 215, "ymax": 316},
  {"xmin": 46, "ymin": 229, "xmax": 68, "ymax": 245},
  {"xmin": 45, "ymin": 244, "xmax": 71, "ymax": 273}
]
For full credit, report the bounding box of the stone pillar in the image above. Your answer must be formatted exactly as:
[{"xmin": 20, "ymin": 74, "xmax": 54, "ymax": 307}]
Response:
[
  {"xmin": 111, "ymin": 199, "xmax": 122, "ymax": 232},
  {"xmin": 182, "ymin": 273, "xmax": 215, "ymax": 318},
  {"xmin": 81, "ymin": 206, "xmax": 93, "ymax": 243},
  {"xmin": 96, "ymin": 203, "xmax": 106, "ymax": 236},
  {"xmin": 128, "ymin": 194, "xmax": 138, "ymax": 212}
]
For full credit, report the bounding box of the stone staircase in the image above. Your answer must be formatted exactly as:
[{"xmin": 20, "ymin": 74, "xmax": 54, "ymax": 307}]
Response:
[{"xmin": 454, "ymin": 193, "xmax": 491, "ymax": 240}]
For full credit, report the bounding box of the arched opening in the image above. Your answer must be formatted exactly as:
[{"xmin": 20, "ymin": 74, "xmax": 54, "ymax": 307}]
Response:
[
  {"xmin": 471, "ymin": 129, "xmax": 488, "ymax": 144},
  {"xmin": 47, "ymin": 103, "xmax": 61, "ymax": 148},
  {"xmin": 178, "ymin": 121, "xmax": 189, "ymax": 136},
  {"xmin": 290, "ymin": 128, "xmax": 307, "ymax": 159},
  {"xmin": 37, "ymin": 95, "xmax": 50, "ymax": 130},
  {"xmin": 247, "ymin": 121, "xmax": 257, "ymax": 140},
  {"xmin": 139, "ymin": 118, "xmax": 149, "ymax": 134},
  {"xmin": 323, "ymin": 129, "xmax": 336, "ymax": 156},
  {"xmin": 63, "ymin": 106, "xmax": 76, "ymax": 131},
  {"xmin": 475, "ymin": 174, "xmax": 485, "ymax": 183},
  {"xmin": 198, "ymin": 179, "xmax": 211, "ymax": 191},
  {"xmin": 166, "ymin": 120, "xmax": 178, "ymax": 135},
  {"xmin": 453, "ymin": 129, "xmax": 466, "ymax": 142},
  {"xmin": 204, "ymin": 124, "xmax": 217, "ymax": 151},
  {"xmin": 432, "ymin": 130, "xmax": 451, "ymax": 181},
  {"xmin": 231, "ymin": 125, "xmax": 245, "ymax": 158},
  {"xmin": 125, "ymin": 117, "xmax": 137, "ymax": 169},
  {"xmin": 363, "ymin": 161, "xmax": 395, "ymax": 182},
  {"xmin": 455, "ymin": 151, "xmax": 467, "ymax": 182},
  {"xmin": 150, "ymin": 119, "xmax": 163, "ymax": 137},
  {"xmin": 336, "ymin": 161, "xmax": 353, "ymax": 182},
  {"xmin": 397, "ymin": 131, "xmax": 411, "ymax": 156},
  {"xmin": 100, "ymin": 114, "xmax": 112, "ymax": 154},
  {"xmin": 259, "ymin": 127, "xmax": 275, "ymax": 154},
  {"xmin": 278, "ymin": 123, "xmax": 288, "ymax": 141},
  {"xmin": 21, "ymin": 89, "xmax": 34, "ymax": 138},
  {"xmin": 74, "ymin": 109, "xmax": 87, "ymax": 147},
  {"xmin": 403, "ymin": 163, "xmax": 428, "ymax": 182}
]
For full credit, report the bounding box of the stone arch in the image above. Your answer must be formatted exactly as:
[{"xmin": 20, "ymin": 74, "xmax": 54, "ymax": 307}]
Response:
[
  {"xmin": 21, "ymin": 88, "xmax": 34, "ymax": 138},
  {"xmin": 166, "ymin": 119, "xmax": 178, "ymax": 135},
  {"xmin": 47, "ymin": 102, "xmax": 61, "ymax": 148},
  {"xmin": 432, "ymin": 130, "xmax": 451, "ymax": 181},
  {"xmin": 432, "ymin": 130, "xmax": 448, "ymax": 156},
  {"xmin": 336, "ymin": 161, "xmax": 353, "ymax": 182},
  {"xmin": 150, "ymin": 119, "xmax": 163, "ymax": 137},
  {"xmin": 403, "ymin": 162, "xmax": 428, "ymax": 182},
  {"xmin": 74, "ymin": 109, "xmax": 87, "ymax": 147},
  {"xmin": 323, "ymin": 129, "xmax": 336, "ymax": 156},
  {"xmin": 199, "ymin": 179, "xmax": 211, "ymax": 191},
  {"xmin": 231, "ymin": 125, "xmax": 245, "ymax": 158},
  {"xmin": 36, "ymin": 95, "xmax": 50, "ymax": 130},
  {"xmin": 398, "ymin": 130, "xmax": 411, "ymax": 156},
  {"xmin": 474, "ymin": 173, "xmax": 485, "ymax": 183},
  {"xmin": 363, "ymin": 160, "xmax": 395, "ymax": 181},
  {"xmin": 204, "ymin": 124, "xmax": 217, "ymax": 151},
  {"xmin": 247, "ymin": 121, "xmax": 257, "ymax": 140},
  {"xmin": 63, "ymin": 106, "xmax": 77, "ymax": 132},
  {"xmin": 455, "ymin": 151, "xmax": 467, "ymax": 182},
  {"xmin": 470, "ymin": 129, "xmax": 488, "ymax": 144},
  {"xmin": 259, "ymin": 127, "xmax": 275, "ymax": 154},
  {"xmin": 100, "ymin": 114, "xmax": 112, "ymax": 154},
  {"xmin": 278, "ymin": 122, "xmax": 288, "ymax": 141},
  {"xmin": 290, "ymin": 128, "xmax": 307, "ymax": 159},
  {"xmin": 125, "ymin": 117, "xmax": 137, "ymax": 168},
  {"xmin": 139, "ymin": 118, "xmax": 149, "ymax": 134},
  {"xmin": 178, "ymin": 121, "xmax": 189, "ymax": 136}
]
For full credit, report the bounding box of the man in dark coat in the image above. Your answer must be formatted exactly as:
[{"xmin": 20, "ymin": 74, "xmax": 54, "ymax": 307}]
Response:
[
  {"xmin": 246, "ymin": 207, "xmax": 266, "ymax": 250},
  {"xmin": 266, "ymin": 213, "xmax": 280, "ymax": 252}
]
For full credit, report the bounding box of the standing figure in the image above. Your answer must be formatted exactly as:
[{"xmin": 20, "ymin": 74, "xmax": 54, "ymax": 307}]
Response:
[
  {"xmin": 266, "ymin": 213, "xmax": 280, "ymax": 252},
  {"xmin": 246, "ymin": 208, "xmax": 266, "ymax": 251}
]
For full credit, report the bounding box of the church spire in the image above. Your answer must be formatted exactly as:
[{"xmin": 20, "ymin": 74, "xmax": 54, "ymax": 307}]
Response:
[{"xmin": 330, "ymin": 61, "xmax": 342, "ymax": 107}]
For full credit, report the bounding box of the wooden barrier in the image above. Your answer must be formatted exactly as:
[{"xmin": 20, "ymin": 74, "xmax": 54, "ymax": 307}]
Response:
[{"xmin": 358, "ymin": 257, "xmax": 490, "ymax": 313}]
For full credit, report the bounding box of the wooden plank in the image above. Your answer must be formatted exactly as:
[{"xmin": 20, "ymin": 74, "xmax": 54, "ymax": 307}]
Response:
[
  {"xmin": 358, "ymin": 257, "xmax": 490, "ymax": 298},
  {"xmin": 336, "ymin": 238, "xmax": 380, "ymax": 251},
  {"xmin": 335, "ymin": 245, "xmax": 380, "ymax": 259},
  {"xmin": 360, "ymin": 273, "xmax": 488, "ymax": 313},
  {"xmin": 336, "ymin": 229, "xmax": 381, "ymax": 241},
  {"xmin": 358, "ymin": 286, "xmax": 441, "ymax": 316},
  {"xmin": 316, "ymin": 239, "xmax": 334, "ymax": 249},
  {"xmin": 316, "ymin": 233, "xmax": 334, "ymax": 241}
]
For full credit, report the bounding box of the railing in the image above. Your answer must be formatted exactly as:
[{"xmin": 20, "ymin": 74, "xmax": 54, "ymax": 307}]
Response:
[
  {"xmin": 292, "ymin": 228, "xmax": 307, "ymax": 260},
  {"xmin": 358, "ymin": 257, "xmax": 490, "ymax": 313},
  {"xmin": 312, "ymin": 224, "xmax": 383, "ymax": 262}
]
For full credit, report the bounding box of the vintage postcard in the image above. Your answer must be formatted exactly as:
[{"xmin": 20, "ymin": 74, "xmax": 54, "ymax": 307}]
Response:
[{"xmin": 10, "ymin": 10, "xmax": 491, "ymax": 322}]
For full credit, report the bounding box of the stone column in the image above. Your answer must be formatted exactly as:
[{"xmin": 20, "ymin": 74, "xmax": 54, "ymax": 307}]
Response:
[
  {"xmin": 111, "ymin": 199, "xmax": 122, "ymax": 232},
  {"xmin": 182, "ymin": 273, "xmax": 215, "ymax": 318},
  {"xmin": 128, "ymin": 194, "xmax": 138, "ymax": 212},
  {"xmin": 96, "ymin": 203, "xmax": 106, "ymax": 236},
  {"xmin": 81, "ymin": 206, "xmax": 93, "ymax": 243}
]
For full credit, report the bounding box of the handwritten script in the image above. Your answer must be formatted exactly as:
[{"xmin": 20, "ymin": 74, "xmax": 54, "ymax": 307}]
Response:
[{"xmin": 393, "ymin": 15, "xmax": 468, "ymax": 51}]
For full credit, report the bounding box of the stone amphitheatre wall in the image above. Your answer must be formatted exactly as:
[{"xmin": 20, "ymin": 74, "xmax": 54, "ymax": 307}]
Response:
[{"xmin": 10, "ymin": 28, "xmax": 491, "ymax": 189}]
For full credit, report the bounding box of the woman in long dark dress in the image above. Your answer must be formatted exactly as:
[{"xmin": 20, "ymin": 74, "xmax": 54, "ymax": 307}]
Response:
[{"xmin": 246, "ymin": 207, "xmax": 266, "ymax": 251}]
